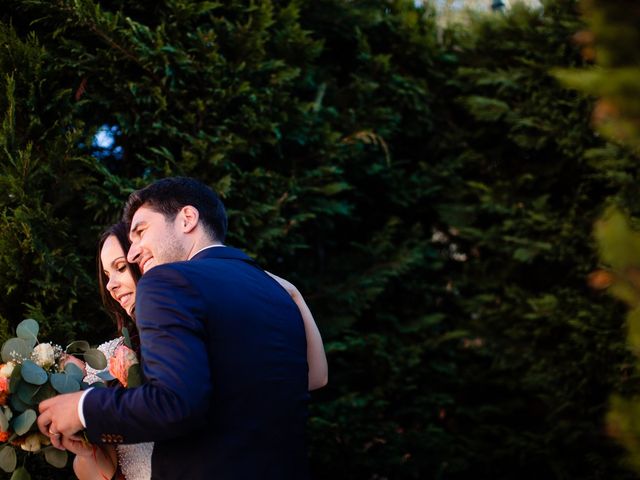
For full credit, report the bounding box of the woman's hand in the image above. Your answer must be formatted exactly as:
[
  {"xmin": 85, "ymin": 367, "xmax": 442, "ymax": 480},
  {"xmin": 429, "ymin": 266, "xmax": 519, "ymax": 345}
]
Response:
[
  {"xmin": 67, "ymin": 438, "xmax": 117, "ymax": 480},
  {"xmin": 60, "ymin": 354, "xmax": 87, "ymax": 377},
  {"xmin": 61, "ymin": 433, "xmax": 96, "ymax": 458}
]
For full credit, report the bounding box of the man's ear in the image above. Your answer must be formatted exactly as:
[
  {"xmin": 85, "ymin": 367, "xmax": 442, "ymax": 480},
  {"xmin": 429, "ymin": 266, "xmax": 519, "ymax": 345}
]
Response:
[{"xmin": 178, "ymin": 205, "xmax": 199, "ymax": 233}]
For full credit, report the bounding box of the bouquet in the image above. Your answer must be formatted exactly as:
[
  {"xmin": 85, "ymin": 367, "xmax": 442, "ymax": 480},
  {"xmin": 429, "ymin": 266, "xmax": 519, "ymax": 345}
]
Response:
[
  {"xmin": 89, "ymin": 327, "xmax": 142, "ymax": 389},
  {"xmin": 0, "ymin": 318, "xmax": 107, "ymax": 479}
]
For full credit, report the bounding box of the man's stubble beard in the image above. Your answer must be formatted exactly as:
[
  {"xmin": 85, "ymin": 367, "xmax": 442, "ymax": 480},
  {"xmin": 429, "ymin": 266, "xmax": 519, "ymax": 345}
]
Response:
[{"xmin": 155, "ymin": 227, "xmax": 188, "ymax": 265}]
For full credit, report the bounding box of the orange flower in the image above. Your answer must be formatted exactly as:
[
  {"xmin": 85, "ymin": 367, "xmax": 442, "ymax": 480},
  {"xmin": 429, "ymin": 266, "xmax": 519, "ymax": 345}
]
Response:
[
  {"xmin": 592, "ymin": 100, "xmax": 619, "ymax": 127},
  {"xmin": 588, "ymin": 270, "xmax": 615, "ymax": 290},
  {"xmin": 109, "ymin": 345, "xmax": 139, "ymax": 388},
  {"xmin": 0, "ymin": 377, "xmax": 9, "ymax": 406},
  {"xmin": 0, "ymin": 431, "xmax": 9, "ymax": 442}
]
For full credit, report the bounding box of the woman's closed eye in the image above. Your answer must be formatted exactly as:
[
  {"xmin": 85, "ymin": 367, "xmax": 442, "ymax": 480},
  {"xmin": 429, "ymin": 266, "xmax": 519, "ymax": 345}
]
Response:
[{"xmin": 114, "ymin": 261, "xmax": 128, "ymax": 273}]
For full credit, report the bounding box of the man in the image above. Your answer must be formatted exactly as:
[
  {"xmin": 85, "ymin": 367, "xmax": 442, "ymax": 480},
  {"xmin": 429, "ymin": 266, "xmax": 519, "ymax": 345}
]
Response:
[{"xmin": 38, "ymin": 177, "xmax": 311, "ymax": 479}]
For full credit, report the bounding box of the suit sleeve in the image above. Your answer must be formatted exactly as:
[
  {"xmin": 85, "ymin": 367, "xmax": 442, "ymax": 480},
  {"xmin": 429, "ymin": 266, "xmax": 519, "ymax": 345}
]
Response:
[{"xmin": 83, "ymin": 265, "xmax": 211, "ymax": 443}]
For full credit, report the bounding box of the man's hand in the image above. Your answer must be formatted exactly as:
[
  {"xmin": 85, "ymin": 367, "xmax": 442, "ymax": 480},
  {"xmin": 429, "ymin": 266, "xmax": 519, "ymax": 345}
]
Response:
[{"xmin": 37, "ymin": 391, "xmax": 85, "ymax": 450}]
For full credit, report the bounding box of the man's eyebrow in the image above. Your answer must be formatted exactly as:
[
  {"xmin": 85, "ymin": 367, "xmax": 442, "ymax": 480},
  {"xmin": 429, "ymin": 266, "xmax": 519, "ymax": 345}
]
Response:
[{"xmin": 129, "ymin": 221, "xmax": 145, "ymax": 240}]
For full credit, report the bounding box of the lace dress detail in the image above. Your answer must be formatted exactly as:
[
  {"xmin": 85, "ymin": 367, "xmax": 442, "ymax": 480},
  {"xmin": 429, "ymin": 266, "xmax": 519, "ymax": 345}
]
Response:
[
  {"xmin": 117, "ymin": 442, "xmax": 154, "ymax": 480},
  {"xmin": 83, "ymin": 337, "xmax": 154, "ymax": 480},
  {"xmin": 83, "ymin": 337, "xmax": 124, "ymax": 385}
]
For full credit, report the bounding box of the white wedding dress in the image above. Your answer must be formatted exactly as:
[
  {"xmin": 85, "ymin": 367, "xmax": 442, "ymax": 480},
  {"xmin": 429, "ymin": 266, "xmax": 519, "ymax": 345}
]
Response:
[{"xmin": 84, "ymin": 337, "xmax": 154, "ymax": 480}]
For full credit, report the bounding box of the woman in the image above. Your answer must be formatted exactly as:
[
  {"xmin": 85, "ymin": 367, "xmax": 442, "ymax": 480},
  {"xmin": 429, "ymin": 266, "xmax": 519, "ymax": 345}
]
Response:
[{"xmin": 69, "ymin": 222, "xmax": 328, "ymax": 480}]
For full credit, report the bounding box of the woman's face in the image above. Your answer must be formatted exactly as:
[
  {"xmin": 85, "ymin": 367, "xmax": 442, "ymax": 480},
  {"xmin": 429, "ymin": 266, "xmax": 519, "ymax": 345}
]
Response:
[{"xmin": 101, "ymin": 235, "xmax": 137, "ymax": 316}]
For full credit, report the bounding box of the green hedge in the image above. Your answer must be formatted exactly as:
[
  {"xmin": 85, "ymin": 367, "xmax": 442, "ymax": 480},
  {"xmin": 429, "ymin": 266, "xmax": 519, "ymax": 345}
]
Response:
[{"xmin": 0, "ymin": 0, "xmax": 638, "ymax": 478}]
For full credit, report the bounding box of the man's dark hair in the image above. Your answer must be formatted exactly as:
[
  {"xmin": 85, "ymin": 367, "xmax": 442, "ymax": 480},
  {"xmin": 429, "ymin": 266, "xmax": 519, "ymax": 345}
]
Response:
[{"xmin": 123, "ymin": 177, "xmax": 228, "ymax": 242}]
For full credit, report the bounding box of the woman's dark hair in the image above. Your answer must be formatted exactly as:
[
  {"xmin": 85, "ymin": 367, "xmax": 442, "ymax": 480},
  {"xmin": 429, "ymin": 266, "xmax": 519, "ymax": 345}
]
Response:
[{"xmin": 97, "ymin": 222, "xmax": 142, "ymax": 348}]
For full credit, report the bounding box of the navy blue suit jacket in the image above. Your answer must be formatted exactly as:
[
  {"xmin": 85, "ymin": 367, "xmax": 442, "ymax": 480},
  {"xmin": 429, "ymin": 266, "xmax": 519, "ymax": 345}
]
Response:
[{"xmin": 84, "ymin": 247, "xmax": 310, "ymax": 479}]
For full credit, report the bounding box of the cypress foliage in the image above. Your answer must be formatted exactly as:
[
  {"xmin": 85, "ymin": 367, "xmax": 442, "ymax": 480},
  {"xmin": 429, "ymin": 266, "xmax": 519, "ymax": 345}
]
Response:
[
  {"xmin": 422, "ymin": 1, "xmax": 640, "ymax": 478},
  {"xmin": 0, "ymin": 21, "xmax": 101, "ymax": 344},
  {"xmin": 1, "ymin": 1, "xmax": 447, "ymax": 478}
]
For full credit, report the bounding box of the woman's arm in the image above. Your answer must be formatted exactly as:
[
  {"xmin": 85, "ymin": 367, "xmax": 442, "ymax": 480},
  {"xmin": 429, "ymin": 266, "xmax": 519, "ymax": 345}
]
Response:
[
  {"xmin": 64, "ymin": 438, "xmax": 117, "ymax": 480},
  {"xmin": 266, "ymin": 272, "xmax": 328, "ymax": 390}
]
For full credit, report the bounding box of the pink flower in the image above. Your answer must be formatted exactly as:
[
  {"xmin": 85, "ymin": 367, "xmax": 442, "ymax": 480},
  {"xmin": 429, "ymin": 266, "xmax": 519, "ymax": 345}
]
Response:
[{"xmin": 109, "ymin": 345, "xmax": 139, "ymax": 387}]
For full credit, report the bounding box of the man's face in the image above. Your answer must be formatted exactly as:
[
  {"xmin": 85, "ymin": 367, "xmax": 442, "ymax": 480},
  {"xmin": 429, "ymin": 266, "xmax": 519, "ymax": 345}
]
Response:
[{"xmin": 127, "ymin": 205, "xmax": 187, "ymax": 274}]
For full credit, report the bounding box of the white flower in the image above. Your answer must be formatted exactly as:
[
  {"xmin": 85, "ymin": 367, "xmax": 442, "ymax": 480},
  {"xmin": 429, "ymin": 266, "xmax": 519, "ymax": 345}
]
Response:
[
  {"xmin": 32, "ymin": 343, "xmax": 55, "ymax": 368},
  {"xmin": 0, "ymin": 361, "xmax": 15, "ymax": 378},
  {"xmin": 20, "ymin": 433, "xmax": 42, "ymax": 452}
]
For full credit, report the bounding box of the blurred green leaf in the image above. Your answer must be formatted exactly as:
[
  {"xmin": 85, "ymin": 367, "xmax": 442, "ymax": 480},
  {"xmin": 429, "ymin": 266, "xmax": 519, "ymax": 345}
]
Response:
[
  {"xmin": 20, "ymin": 360, "xmax": 47, "ymax": 386},
  {"xmin": 83, "ymin": 349, "xmax": 107, "ymax": 370},
  {"xmin": 10, "ymin": 466, "xmax": 30, "ymax": 480},
  {"xmin": 15, "ymin": 320, "xmax": 38, "ymax": 344},
  {"xmin": 65, "ymin": 341, "xmax": 89, "ymax": 355},
  {"xmin": 50, "ymin": 374, "xmax": 80, "ymax": 394},
  {"xmin": 43, "ymin": 447, "xmax": 67, "ymax": 468},
  {"xmin": 11, "ymin": 410, "xmax": 36, "ymax": 436},
  {"xmin": 0, "ymin": 446, "xmax": 16, "ymax": 473},
  {"xmin": 1, "ymin": 339, "xmax": 28, "ymax": 363}
]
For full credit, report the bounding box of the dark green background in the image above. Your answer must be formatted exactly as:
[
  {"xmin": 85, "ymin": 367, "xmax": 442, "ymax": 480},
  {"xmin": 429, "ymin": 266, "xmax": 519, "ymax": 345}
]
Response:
[{"xmin": 1, "ymin": 0, "xmax": 639, "ymax": 478}]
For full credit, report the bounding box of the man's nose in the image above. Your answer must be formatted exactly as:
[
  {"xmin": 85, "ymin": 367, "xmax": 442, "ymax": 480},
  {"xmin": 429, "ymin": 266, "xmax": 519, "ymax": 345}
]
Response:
[{"xmin": 127, "ymin": 242, "xmax": 141, "ymax": 264}]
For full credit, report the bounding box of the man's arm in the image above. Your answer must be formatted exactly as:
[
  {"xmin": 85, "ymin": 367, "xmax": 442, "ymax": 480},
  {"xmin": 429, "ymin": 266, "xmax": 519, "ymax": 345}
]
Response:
[{"xmin": 64, "ymin": 265, "xmax": 210, "ymax": 444}]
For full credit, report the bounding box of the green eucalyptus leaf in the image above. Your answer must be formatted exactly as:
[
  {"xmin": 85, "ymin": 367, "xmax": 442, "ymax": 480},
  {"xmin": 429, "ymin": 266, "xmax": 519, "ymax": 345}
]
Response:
[
  {"xmin": 10, "ymin": 466, "xmax": 30, "ymax": 480},
  {"xmin": 97, "ymin": 370, "xmax": 115, "ymax": 382},
  {"xmin": 0, "ymin": 446, "xmax": 16, "ymax": 473},
  {"xmin": 31, "ymin": 382, "xmax": 56, "ymax": 404},
  {"xmin": 16, "ymin": 320, "xmax": 38, "ymax": 343},
  {"xmin": 64, "ymin": 363, "xmax": 84, "ymax": 382},
  {"xmin": 16, "ymin": 382, "xmax": 40, "ymax": 406},
  {"xmin": 126, "ymin": 364, "xmax": 143, "ymax": 388},
  {"xmin": 9, "ymin": 395, "xmax": 27, "ymax": 413},
  {"xmin": 43, "ymin": 447, "xmax": 68, "ymax": 468},
  {"xmin": 50, "ymin": 374, "xmax": 80, "ymax": 394},
  {"xmin": 9, "ymin": 365, "xmax": 21, "ymax": 394},
  {"xmin": 83, "ymin": 349, "xmax": 107, "ymax": 370},
  {"xmin": 0, "ymin": 409, "xmax": 8, "ymax": 432},
  {"xmin": 12, "ymin": 410, "xmax": 36, "ymax": 436},
  {"xmin": 122, "ymin": 327, "xmax": 132, "ymax": 349},
  {"xmin": 1, "ymin": 339, "xmax": 28, "ymax": 363},
  {"xmin": 65, "ymin": 341, "xmax": 89, "ymax": 355},
  {"xmin": 20, "ymin": 360, "xmax": 47, "ymax": 386},
  {"xmin": 2, "ymin": 407, "xmax": 12, "ymax": 423}
]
